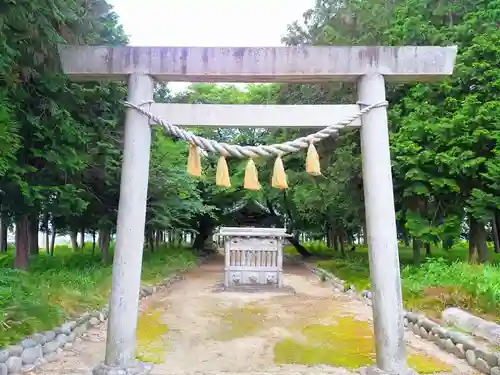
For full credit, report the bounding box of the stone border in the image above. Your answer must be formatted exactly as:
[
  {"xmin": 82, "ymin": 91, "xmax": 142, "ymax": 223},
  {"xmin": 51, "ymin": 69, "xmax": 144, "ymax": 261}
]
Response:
[
  {"xmin": 289, "ymin": 256, "xmax": 500, "ymax": 375},
  {"xmin": 0, "ymin": 255, "xmax": 209, "ymax": 375}
]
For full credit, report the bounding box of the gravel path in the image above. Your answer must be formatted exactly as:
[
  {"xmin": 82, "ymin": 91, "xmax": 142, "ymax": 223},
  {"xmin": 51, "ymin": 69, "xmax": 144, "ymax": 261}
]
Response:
[{"xmin": 28, "ymin": 257, "xmax": 477, "ymax": 375}]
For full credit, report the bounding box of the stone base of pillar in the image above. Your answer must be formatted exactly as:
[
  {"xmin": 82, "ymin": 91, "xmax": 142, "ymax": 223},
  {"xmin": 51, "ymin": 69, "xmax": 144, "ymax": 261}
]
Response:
[
  {"xmin": 361, "ymin": 365, "xmax": 419, "ymax": 375},
  {"xmin": 92, "ymin": 361, "xmax": 153, "ymax": 375}
]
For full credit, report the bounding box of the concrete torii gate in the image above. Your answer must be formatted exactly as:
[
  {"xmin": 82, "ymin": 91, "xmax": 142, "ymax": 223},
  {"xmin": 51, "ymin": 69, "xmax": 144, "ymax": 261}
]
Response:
[{"xmin": 58, "ymin": 45, "xmax": 457, "ymax": 375}]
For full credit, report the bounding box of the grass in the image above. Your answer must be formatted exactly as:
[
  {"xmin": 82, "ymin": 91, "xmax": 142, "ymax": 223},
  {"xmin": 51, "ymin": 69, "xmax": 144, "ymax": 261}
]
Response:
[
  {"xmin": 0, "ymin": 244, "xmax": 196, "ymax": 347},
  {"xmin": 285, "ymin": 240, "xmax": 500, "ymax": 321}
]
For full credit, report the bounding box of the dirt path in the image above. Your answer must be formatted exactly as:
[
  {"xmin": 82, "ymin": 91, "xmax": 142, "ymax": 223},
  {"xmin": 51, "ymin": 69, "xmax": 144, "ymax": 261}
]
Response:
[{"xmin": 29, "ymin": 258, "xmax": 477, "ymax": 375}]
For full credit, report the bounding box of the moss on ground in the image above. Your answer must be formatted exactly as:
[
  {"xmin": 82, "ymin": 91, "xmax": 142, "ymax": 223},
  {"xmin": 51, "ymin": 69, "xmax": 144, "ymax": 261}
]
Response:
[
  {"xmin": 212, "ymin": 295, "xmax": 451, "ymax": 372},
  {"xmin": 135, "ymin": 305, "xmax": 169, "ymax": 364},
  {"xmin": 274, "ymin": 315, "xmax": 452, "ymax": 373},
  {"xmin": 214, "ymin": 303, "xmax": 267, "ymax": 340}
]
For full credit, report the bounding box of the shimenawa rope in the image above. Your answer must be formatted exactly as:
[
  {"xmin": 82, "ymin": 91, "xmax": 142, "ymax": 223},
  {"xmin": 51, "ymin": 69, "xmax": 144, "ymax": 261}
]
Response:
[{"xmin": 123, "ymin": 101, "xmax": 388, "ymax": 159}]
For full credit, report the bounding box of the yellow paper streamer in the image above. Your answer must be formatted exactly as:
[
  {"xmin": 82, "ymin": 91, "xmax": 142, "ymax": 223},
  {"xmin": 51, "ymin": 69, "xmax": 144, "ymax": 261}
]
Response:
[
  {"xmin": 271, "ymin": 155, "xmax": 288, "ymax": 190},
  {"xmin": 306, "ymin": 143, "xmax": 321, "ymax": 176},
  {"xmin": 187, "ymin": 143, "xmax": 201, "ymax": 177},
  {"xmin": 216, "ymin": 155, "xmax": 231, "ymax": 188},
  {"xmin": 244, "ymin": 159, "xmax": 260, "ymax": 190}
]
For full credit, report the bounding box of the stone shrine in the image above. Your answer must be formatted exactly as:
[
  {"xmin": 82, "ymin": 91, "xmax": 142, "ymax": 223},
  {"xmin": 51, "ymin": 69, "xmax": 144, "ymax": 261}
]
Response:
[{"xmin": 218, "ymin": 227, "xmax": 287, "ymax": 288}]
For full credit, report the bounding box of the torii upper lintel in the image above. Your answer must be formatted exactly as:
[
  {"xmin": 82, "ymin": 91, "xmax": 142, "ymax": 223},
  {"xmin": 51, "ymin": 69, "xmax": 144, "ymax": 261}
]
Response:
[{"xmin": 57, "ymin": 45, "xmax": 457, "ymax": 83}]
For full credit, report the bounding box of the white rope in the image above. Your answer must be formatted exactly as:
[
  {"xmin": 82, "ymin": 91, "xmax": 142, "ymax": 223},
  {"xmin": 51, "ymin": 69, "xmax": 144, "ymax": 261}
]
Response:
[{"xmin": 123, "ymin": 101, "xmax": 388, "ymax": 159}]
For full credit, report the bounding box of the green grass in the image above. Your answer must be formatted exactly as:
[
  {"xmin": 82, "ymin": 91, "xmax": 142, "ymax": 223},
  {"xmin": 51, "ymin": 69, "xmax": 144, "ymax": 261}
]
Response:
[
  {"xmin": 285, "ymin": 241, "xmax": 500, "ymax": 321},
  {"xmin": 0, "ymin": 245, "xmax": 196, "ymax": 347}
]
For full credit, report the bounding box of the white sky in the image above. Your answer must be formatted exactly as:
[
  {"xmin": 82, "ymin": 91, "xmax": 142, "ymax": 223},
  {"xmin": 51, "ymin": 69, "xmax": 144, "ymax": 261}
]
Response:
[{"xmin": 107, "ymin": 0, "xmax": 314, "ymax": 92}]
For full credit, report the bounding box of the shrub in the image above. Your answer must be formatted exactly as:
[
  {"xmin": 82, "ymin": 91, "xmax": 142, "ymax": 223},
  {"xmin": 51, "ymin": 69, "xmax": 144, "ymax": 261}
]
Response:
[{"xmin": 296, "ymin": 240, "xmax": 500, "ymax": 319}]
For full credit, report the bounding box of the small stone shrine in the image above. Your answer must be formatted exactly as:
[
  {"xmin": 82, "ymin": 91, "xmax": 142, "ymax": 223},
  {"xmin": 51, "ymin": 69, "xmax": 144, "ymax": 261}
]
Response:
[{"xmin": 218, "ymin": 226, "xmax": 288, "ymax": 289}]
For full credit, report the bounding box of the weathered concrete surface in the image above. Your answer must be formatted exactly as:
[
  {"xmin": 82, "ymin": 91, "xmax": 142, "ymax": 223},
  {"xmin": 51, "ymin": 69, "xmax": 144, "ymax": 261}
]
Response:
[
  {"xmin": 57, "ymin": 45, "xmax": 457, "ymax": 82},
  {"xmin": 359, "ymin": 73, "xmax": 407, "ymax": 374},
  {"xmin": 105, "ymin": 74, "xmax": 153, "ymax": 368},
  {"xmin": 149, "ymin": 103, "xmax": 362, "ymax": 128}
]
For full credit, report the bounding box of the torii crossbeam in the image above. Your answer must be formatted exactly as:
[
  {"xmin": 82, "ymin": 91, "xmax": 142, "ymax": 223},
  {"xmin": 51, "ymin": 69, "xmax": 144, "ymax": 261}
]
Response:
[{"xmin": 58, "ymin": 45, "xmax": 457, "ymax": 375}]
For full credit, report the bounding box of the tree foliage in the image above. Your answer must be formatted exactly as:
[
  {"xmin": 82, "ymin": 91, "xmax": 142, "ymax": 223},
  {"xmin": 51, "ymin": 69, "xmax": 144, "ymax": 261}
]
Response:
[
  {"xmin": 279, "ymin": 0, "xmax": 500, "ymax": 263},
  {"xmin": 0, "ymin": 0, "xmax": 499, "ymax": 270}
]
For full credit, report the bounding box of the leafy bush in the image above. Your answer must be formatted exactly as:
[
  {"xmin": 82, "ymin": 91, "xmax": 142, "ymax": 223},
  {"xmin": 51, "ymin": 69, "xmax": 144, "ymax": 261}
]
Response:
[
  {"xmin": 0, "ymin": 246, "xmax": 196, "ymax": 346},
  {"xmin": 290, "ymin": 240, "xmax": 500, "ymax": 319},
  {"xmin": 304, "ymin": 240, "xmax": 332, "ymax": 255},
  {"xmin": 402, "ymin": 258, "xmax": 500, "ymax": 317}
]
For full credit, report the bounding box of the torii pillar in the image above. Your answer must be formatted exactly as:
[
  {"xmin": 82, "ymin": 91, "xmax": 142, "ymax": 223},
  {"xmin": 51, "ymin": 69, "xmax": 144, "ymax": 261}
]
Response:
[{"xmin": 58, "ymin": 45, "xmax": 457, "ymax": 375}]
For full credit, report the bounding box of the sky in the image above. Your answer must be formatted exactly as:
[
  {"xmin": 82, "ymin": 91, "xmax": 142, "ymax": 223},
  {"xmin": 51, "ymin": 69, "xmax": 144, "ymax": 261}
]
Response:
[{"xmin": 107, "ymin": 0, "xmax": 314, "ymax": 92}]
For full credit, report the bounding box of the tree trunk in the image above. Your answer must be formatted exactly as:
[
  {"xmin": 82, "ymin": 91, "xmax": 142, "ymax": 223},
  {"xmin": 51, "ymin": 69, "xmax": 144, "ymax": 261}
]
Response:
[
  {"xmin": 100, "ymin": 228, "xmax": 111, "ymax": 263},
  {"xmin": 169, "ymin": 230, "xmax": 174, "ymax": 246},
  {"xmin": 492, "ymin": 217, "xmax": 500, "ymax": 253},
  {"xmin": 148, "ymin": 232, "xmax": 155, "ymax": 252},
  {"xmin": 92, "ymin": 231, "xmax": 96, "ymax": 255},
  {"xmin": 155, "ymin": 230, "xmax": 160, "ymax": 251},
  {"xmin": 43, "ymin": 213, "xmax": 50, "ymax": 254},
  {"xmin": 333, "ymin": 231, "xmax": 339, "ymax": 252},
  {"xmin": 287, "ymin": 235, "xmax": 312, "ymax": 258},
  {"xmin": 28, "ymin": 215, "xmax": 39, "ymax": 255},
  {"xmin": 192, "ymin": 216, "xmax": 214, "ymax": 253},
  {"xmin": 45, "ymin": 230, "xmax": 50, "ymax": 254},
  {"xmin": 346, "ymin": 229, "xmax": 354, "ymax": 245},
  {"xmin": 404, "ymin": 237, "xmax": 410, "ymax": 247},
  {"xmin": 80, "ymin": 228, "xmax": 85, "ymax": 249},
  {"xmin": 98, "ymin": 231, "xmax": 103, "ymax": 249},
  {"xmin": 412, "ymin": 238, "xmax": 421, "ymax": 266},
  {"xmin": 495, "ymin": 210, "xmax": 500, "ymax": 251},
  {"xmin": 1, "ymin": 219, "xmax": 7, "ymax": 252},
  {"xmin": 173, "ymin": 230, "xmax": 178, "ymax": 246},
  {"xmin": 50, "ymin": 223, "xmax": 56, "ymax": 256},
  {"xmin": 443, "ymin": 237, "xmax": 454, "ymax": 251},
  {"xmin": 425, "ymin": 242, "xmax": 431, "ymax": 256},
  {"xmin": 409, "ymin": 197, "xmax": 427, "ymax": 261},
  {"xmin": 326, "ymin": 225, "xmax": 332, "ymax": 247},
  {"xmin": 70, "ymin": 229, "xmax": 79, "ymax": 251},
  {"xmin": 402, "ymin": 229, "xmax": 410, "ymax": 247},
  {"xmin": 362, "ymin": 223, "xmax": 368, "ymax": 245},
  {"xmin": 146, "ymin": 226, "xmax": 154, "ymax": 252},
  {"xmin": 339, "ymin": 232, "xmax": 345, "ymax": 256},
  {"xmin": 468, "ymin": 216, "xmax": 489, "ymax": 264},
  {"xmin": 14, "ymin": 215, "xmax": 30, "ymax": 270},
  {"xmin": 0, "ymin": 216, "xmax": 5, "ymax": 253}
]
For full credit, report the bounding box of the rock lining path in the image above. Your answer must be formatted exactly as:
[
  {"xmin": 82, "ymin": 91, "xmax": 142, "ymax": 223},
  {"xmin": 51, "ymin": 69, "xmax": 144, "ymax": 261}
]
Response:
[{"xmin": 28, "ymin": 257, "xmax": 477, "ymax": 375}]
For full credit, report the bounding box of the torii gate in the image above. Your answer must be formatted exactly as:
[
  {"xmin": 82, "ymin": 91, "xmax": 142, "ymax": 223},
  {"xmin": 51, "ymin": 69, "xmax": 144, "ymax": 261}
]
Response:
[{"xmin": 58, "ymin": 45, "xmax": 457, "ymax": 375}]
